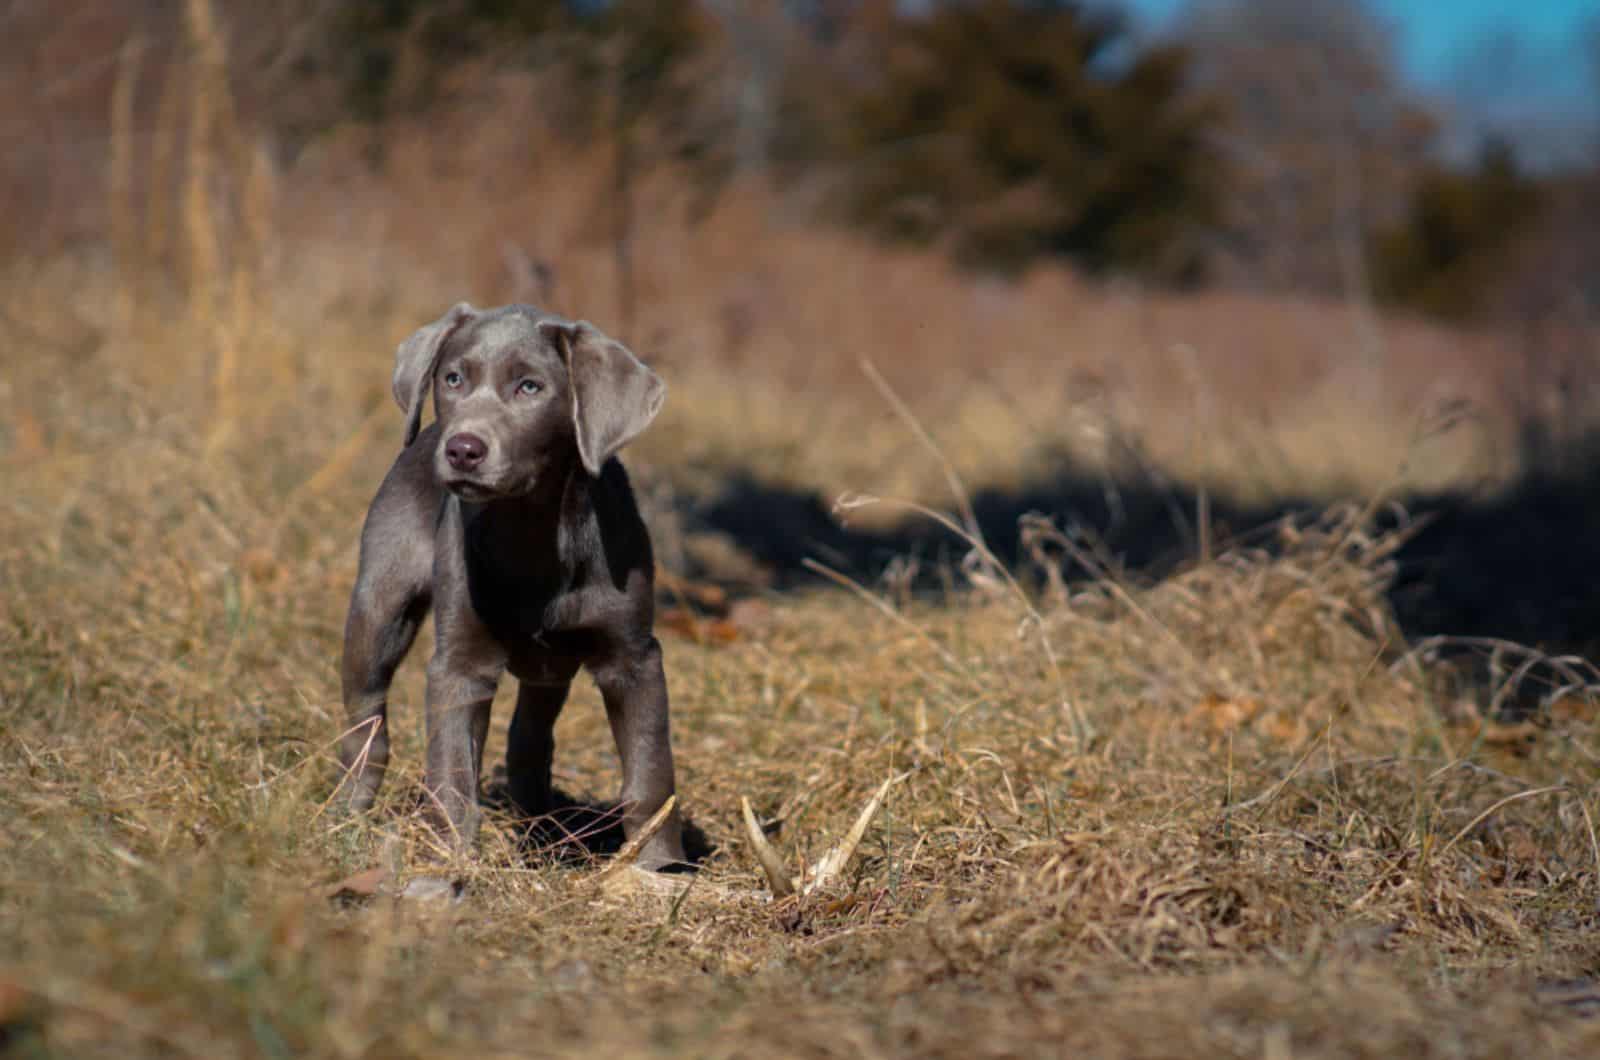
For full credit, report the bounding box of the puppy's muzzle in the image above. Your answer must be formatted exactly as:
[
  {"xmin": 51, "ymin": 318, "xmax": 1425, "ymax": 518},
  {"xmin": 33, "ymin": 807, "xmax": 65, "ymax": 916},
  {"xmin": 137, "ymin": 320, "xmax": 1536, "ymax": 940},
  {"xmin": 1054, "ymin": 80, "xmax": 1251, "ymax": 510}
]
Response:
[{"xmin": 444, "ymin": 431, "xmax": 488, "ymax": 473}]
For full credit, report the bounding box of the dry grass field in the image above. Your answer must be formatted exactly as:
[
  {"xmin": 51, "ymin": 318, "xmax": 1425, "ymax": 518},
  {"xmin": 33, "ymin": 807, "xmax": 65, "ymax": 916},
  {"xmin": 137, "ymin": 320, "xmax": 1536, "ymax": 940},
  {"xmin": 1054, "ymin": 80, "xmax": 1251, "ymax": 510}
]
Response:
[{"xmin": 5, "ymin": 20, "xmax": 1600, "ymax": 1058}]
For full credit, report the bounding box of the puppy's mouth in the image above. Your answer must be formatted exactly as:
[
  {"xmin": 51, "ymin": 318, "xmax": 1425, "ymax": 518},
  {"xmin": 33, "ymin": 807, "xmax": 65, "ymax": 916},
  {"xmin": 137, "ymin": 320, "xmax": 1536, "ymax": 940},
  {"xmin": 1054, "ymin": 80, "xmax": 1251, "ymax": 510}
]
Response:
[
  {"xmin": 443, "ymin": 470, "xmax": 544, "ymax": 502},
  {"xmin": 442, "ymin": 478, "xmax": 508, "ymax": 502}
]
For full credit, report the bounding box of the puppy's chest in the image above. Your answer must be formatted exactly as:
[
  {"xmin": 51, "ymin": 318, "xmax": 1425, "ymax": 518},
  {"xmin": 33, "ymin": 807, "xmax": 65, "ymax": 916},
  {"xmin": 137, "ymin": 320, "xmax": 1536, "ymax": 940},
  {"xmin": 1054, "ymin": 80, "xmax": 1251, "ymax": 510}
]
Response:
[{"xmin": 467, "ymin": 566, "xmax": 591, "ymax": 646}]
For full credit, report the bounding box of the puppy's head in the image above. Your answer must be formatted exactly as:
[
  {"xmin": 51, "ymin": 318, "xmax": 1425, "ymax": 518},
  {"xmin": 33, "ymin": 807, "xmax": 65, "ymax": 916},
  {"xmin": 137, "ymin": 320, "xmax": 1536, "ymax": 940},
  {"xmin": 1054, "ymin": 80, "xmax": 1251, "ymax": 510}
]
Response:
[{"xmin": 392, "ymin": 304, "xmax": 665, "ymax": 501}]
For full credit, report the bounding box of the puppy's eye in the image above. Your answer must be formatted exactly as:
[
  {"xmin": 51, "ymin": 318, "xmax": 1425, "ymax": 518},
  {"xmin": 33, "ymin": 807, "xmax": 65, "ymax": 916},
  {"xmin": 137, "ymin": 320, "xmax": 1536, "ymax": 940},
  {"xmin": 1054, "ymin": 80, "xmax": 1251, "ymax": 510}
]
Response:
[
  {"xmin": 516, "ymin": 379, "xmax": 542, "ymax": 396},
  {"xmin": 443, "ymin": 371, "xmax": 464, "ymax": 389}
]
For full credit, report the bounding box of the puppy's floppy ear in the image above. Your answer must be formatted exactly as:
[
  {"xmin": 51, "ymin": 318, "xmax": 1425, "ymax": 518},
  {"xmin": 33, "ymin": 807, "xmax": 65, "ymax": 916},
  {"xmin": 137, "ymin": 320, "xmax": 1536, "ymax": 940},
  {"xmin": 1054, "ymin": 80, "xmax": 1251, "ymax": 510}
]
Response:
[
  {"xmin": 393, "ymin": 302, "xmax": 476, "ymax": 447},
  {"xmin": 540, "ymin": 319, "xmax": 665, "ymax": 476}
]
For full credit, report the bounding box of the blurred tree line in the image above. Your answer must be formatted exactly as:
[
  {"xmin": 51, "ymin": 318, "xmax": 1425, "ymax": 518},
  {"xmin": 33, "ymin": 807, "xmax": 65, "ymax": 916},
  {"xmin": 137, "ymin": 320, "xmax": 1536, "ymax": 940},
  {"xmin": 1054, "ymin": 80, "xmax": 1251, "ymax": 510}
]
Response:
[
  {"xmin": 288, "ymin": 0, "xmax": 1597, "ymax": 326},
  {"xmin": 13, "ymin": 0, "xmax": 1590, "ymax": 326}
]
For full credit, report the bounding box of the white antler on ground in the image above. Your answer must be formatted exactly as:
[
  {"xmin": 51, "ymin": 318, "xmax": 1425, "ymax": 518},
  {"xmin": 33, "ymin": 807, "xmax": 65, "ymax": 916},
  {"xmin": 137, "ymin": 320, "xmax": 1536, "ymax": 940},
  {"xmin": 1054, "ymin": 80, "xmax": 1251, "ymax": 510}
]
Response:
[
  {"xmin": 742, "ymin": 774, "xmax": 905, "ymax": 898},
  {"xmin": 741, "ymin": 796, "xmax": 797, "ymax": 897}
]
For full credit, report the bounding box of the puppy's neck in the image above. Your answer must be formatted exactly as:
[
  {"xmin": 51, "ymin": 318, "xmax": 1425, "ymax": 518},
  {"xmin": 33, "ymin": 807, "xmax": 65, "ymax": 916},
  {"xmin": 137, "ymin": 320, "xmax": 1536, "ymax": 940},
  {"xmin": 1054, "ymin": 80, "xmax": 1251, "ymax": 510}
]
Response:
[{"xmin": 458, "ymin": 459, "xmax": 587, "ymax": 575}]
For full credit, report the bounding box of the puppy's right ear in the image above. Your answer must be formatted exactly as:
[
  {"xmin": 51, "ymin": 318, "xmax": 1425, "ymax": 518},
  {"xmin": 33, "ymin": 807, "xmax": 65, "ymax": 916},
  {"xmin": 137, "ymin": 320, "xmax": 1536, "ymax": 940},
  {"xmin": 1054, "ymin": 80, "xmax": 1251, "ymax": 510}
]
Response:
[{"xmin": 393, "ymin": 302, "xmax": 476, "ymax": 447}]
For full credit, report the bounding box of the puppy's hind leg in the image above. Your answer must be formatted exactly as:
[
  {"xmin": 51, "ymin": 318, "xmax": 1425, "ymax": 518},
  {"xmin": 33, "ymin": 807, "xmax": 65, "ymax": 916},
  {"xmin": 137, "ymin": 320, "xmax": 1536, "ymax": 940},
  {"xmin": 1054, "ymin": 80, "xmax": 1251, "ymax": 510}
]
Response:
[{"xmin": 505, "ymin": 677, "xmax": 574, "ymax": 819}]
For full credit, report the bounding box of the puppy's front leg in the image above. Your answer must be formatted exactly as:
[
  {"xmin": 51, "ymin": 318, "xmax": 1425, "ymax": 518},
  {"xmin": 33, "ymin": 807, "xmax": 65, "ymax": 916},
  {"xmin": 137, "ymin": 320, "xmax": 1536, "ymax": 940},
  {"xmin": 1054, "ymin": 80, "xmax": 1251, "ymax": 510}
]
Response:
[
  {"xmin": 592, "ymin": 636, "xmax": 686, "ymax": 870},
  {"xmin": 423, "ymin": 593, "xmax": 504, "ymax": 851}
]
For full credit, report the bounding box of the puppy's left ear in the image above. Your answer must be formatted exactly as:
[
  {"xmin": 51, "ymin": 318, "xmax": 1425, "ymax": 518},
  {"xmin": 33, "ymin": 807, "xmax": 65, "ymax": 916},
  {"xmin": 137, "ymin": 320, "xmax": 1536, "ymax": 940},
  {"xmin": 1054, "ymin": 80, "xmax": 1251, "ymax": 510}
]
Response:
[{"xmin": 541, "ymin": 319, "xmax": 665, "ymax": 476}]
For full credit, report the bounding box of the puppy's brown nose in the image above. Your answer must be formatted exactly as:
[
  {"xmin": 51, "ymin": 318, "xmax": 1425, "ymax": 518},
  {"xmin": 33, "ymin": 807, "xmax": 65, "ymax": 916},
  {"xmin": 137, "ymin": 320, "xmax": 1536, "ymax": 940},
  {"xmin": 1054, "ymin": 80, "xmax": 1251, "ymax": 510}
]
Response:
[{"xmin": 444, "ymin": 432, "xmax": 487, "ymax": 472}]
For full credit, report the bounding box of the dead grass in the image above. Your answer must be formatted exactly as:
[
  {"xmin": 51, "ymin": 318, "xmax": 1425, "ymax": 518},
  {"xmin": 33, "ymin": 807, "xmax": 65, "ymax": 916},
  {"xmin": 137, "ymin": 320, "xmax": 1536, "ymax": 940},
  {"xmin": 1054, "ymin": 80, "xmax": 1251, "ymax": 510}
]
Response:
[
  {"xmin": 4, "ymin": 11, "xmax": 1600, "ymax": 1054},
  {"xmin": 5, "ymin": 314, "xmax": 1600, "ymax": 1055}
]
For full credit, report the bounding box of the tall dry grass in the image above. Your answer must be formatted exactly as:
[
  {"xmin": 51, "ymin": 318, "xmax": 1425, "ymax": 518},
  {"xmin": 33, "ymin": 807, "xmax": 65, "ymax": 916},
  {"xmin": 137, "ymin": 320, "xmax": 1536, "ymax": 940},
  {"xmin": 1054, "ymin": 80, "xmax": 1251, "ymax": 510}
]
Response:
[
  {"xmin": 4, "ymin": 5, "xmax": 1600, "ymax": 1056},
  {"xmin": 0, "ymin": 0, "xmax": 1541, "ymax": 511}
]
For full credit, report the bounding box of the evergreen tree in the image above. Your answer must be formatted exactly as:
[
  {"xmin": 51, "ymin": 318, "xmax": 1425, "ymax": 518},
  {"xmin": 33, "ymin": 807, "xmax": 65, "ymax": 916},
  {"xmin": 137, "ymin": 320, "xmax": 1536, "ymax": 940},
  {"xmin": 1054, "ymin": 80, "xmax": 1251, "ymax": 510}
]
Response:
[
  {"xmin": 1372, "ymin": 138, "xmax": 1544, "ymax": 321},
  {"xmin": 839, "ymin": 0, "xmax": 1223, "ymax": 282}
]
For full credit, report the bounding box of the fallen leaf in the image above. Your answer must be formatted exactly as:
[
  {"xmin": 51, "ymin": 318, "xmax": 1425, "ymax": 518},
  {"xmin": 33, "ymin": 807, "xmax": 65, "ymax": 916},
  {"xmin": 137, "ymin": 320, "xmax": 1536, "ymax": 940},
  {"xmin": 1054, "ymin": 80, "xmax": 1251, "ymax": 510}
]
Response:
[
  {"xmin": 656, "ymin": 566, "xmax": 729, "ymax": 612},
  {"xmin": 660, "ymin": 608, "xmax": 740, "ymax": 645},
  {"xmin": 0, "ymin": 979, "xmax": 30, "ymax": 1029},
  {"xmin": 9, "ymin": 410, "xmax": 46, "ymax": 459},
  {"xmin": 324, "ymin": 865, "xmax": 389, "ymax": 903},
  {"xmin": 1261, "ymin": 712, "xmax": 1311, "ymax": 748},
  {"xmin": 1550, "ymin": 696, "xmax": 1598, "ymax": 725},
  {"xmin": 241, "ymin": 548, "xmax": 282, "ymax": 587},
  {"xmin": 1186, "ymin": 694, "xmax": 1263, "ymax": 734}
]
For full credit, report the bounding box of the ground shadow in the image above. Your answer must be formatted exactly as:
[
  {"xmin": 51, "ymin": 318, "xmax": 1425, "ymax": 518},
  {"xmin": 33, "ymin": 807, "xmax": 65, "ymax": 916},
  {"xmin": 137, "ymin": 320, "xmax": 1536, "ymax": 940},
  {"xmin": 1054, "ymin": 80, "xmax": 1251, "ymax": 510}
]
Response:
[
  {"xmin": 686, "ymin": 442, "xmax": 1600, "ymax": 668},
  {"xmin": 480, "ymin": 770, "xmax": 715, "ymax": 871},
  {"xmin": 693, "ymin": 467, "xmax": 1305, "ymax": 593}
]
